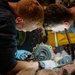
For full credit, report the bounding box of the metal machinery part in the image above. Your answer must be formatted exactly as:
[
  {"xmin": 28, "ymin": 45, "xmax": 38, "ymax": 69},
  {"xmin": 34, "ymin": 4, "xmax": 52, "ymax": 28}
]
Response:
[
  {"xmin": 32, "ymin": 43, "xmax": 54, "ymax": 61},
  {"xmin": 65, "ymin": 29, "xmax": 74, "ymax": 60}
]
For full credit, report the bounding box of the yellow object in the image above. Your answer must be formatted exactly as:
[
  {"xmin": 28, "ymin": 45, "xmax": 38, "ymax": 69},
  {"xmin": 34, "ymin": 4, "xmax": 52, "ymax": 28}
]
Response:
[{"xmin": 47, "ymin": 31, "xmax": 75, "ymax": 47}]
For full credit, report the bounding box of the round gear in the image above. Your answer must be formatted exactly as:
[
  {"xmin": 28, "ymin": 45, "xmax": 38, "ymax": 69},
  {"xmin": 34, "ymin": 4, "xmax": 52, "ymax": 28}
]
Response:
[{"xmin": 32, "ymin": 43, "xmax": 54, "ymax": 61}]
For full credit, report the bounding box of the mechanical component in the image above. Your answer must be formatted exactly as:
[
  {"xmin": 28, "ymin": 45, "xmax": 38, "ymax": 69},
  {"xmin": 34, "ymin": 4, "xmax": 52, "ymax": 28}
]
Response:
[
  {"xmin": 32, "ymin": 43, "xmax": 54, "ymax": 61},
  {"xmin": 65, "ymin": 29, "xmax": 74, "ymax": 60}
]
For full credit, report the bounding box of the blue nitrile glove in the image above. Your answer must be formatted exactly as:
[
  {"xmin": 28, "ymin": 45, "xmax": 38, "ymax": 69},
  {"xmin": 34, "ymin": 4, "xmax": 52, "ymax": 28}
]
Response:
[
  {"xmin": 39, "ymin": 60, "xmax": 59, "ymax": 70},
  {"xmin": 57, "ymin": 55, "xmax": 72, "ymax": 65},
  {"xmin": 16, "ymin": 50, "xmax": 32, "ymax": 60}
]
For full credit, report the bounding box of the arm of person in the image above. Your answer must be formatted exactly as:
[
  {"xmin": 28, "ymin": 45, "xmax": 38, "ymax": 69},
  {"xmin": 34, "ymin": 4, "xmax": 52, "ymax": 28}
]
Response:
[
  {"xmin": 16, "ymin": 68, "xmax": 36, "ymax": 75},
  {"xmin": 7, "ymin": 60, "xmax": 39, "ymax": 75},
  {"xmin": 7, "ymin": 59, "xmax": 59, "ymax": 75}
]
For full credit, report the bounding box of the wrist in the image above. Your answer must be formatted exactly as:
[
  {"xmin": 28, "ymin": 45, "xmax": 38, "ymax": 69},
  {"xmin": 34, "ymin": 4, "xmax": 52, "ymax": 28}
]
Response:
[{"xmin": 31, "ymin": 61, "xmax": 40, "ymax": 70}]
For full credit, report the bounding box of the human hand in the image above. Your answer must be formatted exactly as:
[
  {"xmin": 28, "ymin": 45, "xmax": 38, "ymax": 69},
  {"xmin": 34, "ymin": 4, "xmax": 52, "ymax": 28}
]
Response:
[
  {"xmin": 54, "ymin": 56, "xmax": 63, "ymax": 62},
  {"xmin": 16, "ymin": 50, "xmax": 32, "ymax": 60}
]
